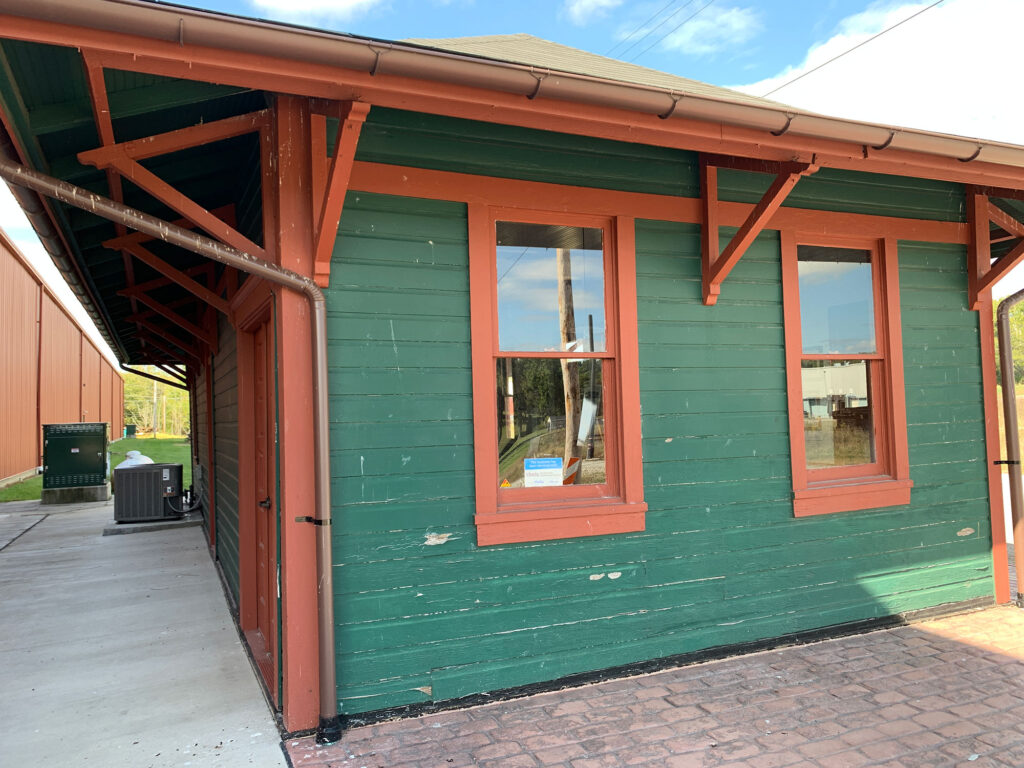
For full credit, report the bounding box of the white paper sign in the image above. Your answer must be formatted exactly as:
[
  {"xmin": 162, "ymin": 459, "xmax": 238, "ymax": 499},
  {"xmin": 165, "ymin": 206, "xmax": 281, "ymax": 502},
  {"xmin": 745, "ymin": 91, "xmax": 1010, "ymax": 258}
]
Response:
[{"xmin": 524, "ymin": 457, "xmax": 563, "ymax": 487}]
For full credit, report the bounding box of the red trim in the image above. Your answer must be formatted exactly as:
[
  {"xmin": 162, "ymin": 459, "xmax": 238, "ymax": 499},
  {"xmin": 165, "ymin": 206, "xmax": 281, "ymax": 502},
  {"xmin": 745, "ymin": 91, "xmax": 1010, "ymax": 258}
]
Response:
[
  {"xmin": 470, "ymin": 207, "xmax": 646, "ymax": 545},
  {"xmin": 781, "ymin": 232, "xmax": 912, "ymax": 516},
  {"xmin": 978, "ymin": 296, "xmax": 1011, "ymax": 603},
  {"xmin": 312, "ymin": 101, "xmax": 369, "ymax": 287},
  {"xmin": 349, "ymin": 162, "xmax": 968, "ymax": 245}
]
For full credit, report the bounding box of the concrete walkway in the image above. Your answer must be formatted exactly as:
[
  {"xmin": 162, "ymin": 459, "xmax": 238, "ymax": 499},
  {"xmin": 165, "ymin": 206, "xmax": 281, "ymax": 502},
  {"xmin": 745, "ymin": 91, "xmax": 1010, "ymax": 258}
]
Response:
[
  {"xmin": 289, "ymin": 606, "xmax": 1024, "ymax": 768},
  {"xmin": 0, "ymin": 499, "xmax": 286, "ymax": 768}
]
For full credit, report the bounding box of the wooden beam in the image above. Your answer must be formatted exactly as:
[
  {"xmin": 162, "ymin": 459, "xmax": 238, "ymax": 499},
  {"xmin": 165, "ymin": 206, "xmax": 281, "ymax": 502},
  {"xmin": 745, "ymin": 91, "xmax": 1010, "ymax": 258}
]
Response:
[
  {"xmin": 127, "ymin": 263, "xmax": 213, "ymax": 295},
  {"xmin": 133, "ymin": 321, "xmax": 206, "ymax": 362},
  {"xmin": 968, "ymin": 191, "xmax": 992, "ymax": 311},
  {"xmin": 986, "ymin": 201, "xmax": 1024, "ymax": 240},
  {"xmin": 127, "ymin": 292, "xmax": 215, "ymax": 347},
  {"xmin": 977, "ymin": 238, "xmax": 1024, "ymax": 298},
  {"xmin": 113, "ymin": 242, "xmax": 232, "ymax": 316},
  {"xmin": 78, "ymin": 110, "xmax": 268, "ymax": 164},
  {"xmin": 700, "ymin": 157, "xmax": 720, "ymax": 306},
  {"xmin": 703, "ymin": 159, "xmax": 814, "ymax": 305},
  {"xmin": 91, "ymin": 153, "xmax": 267, "ymax": 259},
  {"xmin": 313, "ymin": 101, "xmax": 370, "ymax": 287},
  {"xmin": 136, "ymin": 330, "xmax": 201, "ymax": 366}
]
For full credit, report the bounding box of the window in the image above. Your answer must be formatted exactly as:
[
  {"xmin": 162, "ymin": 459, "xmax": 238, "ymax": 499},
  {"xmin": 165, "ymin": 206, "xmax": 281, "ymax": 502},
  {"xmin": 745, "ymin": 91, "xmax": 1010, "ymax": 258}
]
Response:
[
  {"xmin": 781, "ymin": 233, "xmax": 912, "ymax": 516},
  {"xmin": 469, "ymin": 207, "xmax": 646, "ymax": 545}
]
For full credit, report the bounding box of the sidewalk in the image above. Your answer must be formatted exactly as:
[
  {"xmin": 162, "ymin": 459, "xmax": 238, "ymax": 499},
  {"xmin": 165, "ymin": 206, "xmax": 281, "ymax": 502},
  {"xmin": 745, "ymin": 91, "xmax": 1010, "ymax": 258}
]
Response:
[
  {"xmin": 0, "ymin": 499, "xmax": 286, "ymax": 768},
  {"xmin": 289, "ymin": 605, "xmax": 1024, "ymax": 768}
]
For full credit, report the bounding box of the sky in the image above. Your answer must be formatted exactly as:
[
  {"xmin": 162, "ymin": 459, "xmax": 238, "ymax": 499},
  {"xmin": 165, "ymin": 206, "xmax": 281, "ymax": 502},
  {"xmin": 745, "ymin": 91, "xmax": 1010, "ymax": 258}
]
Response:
[{"xmin": 3, "ymin": 0, "xmax": 1023, "ymax": 364}]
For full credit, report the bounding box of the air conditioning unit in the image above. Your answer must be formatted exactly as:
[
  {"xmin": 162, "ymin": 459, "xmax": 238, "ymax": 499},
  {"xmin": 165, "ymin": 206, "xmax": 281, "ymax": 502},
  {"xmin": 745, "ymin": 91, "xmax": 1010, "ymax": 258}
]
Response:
[{"xmin": 113, "ymin": 463, "xmax": 184, "ymax": 523}]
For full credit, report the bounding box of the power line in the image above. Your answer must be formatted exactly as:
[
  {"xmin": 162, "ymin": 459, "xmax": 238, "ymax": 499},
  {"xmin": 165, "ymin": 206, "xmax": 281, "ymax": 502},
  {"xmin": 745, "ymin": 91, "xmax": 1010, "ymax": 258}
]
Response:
[
  {"xmin": 605, "ymin": 0, "xmax": 680, "ymax": 58},
  {"xmin": 617, "ymin": 0, "xmax": 699, "ymax": 61},
  {"xmin": 629, "ymin": 0, "xmax": 718, "ymax": 63},
  {"xmin": 761, "ymin": 0, "xmax": 944, "ymax": 97}
]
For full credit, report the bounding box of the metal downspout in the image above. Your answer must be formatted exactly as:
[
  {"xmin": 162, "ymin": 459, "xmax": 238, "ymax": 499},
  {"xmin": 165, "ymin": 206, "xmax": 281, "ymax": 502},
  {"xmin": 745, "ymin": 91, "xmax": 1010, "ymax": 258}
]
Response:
[
  {"xmin": 0, "ymin": 155, "xmax": 341, "ymax": 742},
  {"xmin": 997, "ymin": 291, "xmax": 1024, "ymax": 606}
]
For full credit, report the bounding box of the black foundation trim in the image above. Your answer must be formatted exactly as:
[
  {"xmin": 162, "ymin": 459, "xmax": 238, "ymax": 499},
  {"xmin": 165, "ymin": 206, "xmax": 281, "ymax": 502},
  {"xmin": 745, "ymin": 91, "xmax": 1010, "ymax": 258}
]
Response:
[{"xmin": 335, "ymin": 596, "xmax": 994, "ymax": 732}]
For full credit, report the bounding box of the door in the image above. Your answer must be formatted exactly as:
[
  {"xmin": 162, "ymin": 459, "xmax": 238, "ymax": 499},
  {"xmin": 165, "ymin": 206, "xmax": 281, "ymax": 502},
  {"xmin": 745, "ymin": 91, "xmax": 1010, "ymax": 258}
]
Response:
[{"xmin": 245, "ymin": 317, "xmax": 278, "ymax": 697}]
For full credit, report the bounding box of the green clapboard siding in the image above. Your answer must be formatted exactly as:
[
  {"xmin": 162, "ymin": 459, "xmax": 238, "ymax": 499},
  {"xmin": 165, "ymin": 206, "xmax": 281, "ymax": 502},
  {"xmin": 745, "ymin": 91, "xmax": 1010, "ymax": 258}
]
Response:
[
  {"xmin": 213, "ymin": 315, "xmax": 241, "ymax": 604},
  {"xmin": 326, "ymin": 114, "xmax": 989, "ymax": 716}
]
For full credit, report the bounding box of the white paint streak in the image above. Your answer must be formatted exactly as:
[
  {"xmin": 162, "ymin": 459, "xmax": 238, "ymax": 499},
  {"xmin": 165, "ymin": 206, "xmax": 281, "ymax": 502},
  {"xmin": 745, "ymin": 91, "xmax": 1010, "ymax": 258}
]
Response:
[
  {"xmin": 608, "ymin": 571, "xmax": 622, "ymax": 580},
  {"xmin": 389, "ymin": 319, "xmax": 400, "ymax": 372},
  {"xmin": 423, "ymin": 532, "xmax": 453, "ymax": 546},
  {"xmin": 957, "ymin": 527, "xmax": 975, "ymax": 537},
  {"xmin": 664, "ymin": 438, "xmax": 673, "ymax": 443},
  {"xmin": 589, "ymin": 573, "xmax": 605, "ymax": 581}
]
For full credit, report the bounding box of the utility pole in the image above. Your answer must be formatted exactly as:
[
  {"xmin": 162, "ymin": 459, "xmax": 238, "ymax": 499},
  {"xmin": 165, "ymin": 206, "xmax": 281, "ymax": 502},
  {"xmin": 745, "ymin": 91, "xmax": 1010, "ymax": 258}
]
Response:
[{"xmin": 151, "ymin": 377, "xmax": 158, "ymax": 438}]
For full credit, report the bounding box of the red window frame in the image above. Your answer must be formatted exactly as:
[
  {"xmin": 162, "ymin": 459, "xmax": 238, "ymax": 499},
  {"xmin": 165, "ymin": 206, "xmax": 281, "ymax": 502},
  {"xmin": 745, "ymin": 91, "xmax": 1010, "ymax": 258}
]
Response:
[
  {"xmin": 780, "ymin": 232, "xmax": 912, "ymax": 516},
  {"xmin": 468, "ymin": 205, "xmax": 646, "ymax": 545}
]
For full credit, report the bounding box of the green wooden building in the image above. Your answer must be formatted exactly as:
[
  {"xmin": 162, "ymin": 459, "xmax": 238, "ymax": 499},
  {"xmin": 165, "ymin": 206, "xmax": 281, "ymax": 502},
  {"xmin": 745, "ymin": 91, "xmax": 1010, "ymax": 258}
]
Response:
[{"xmin": 0, "ymin": 0, "xmax": 1016, "ymax": 741}]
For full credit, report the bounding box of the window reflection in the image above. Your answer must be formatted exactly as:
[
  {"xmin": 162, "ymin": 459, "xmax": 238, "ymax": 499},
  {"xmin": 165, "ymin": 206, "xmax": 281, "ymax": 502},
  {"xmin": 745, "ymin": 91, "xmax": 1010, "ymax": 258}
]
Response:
[
  {"xmin": 496, "ymin": 222, "xmax": 605, "ymax": 352},
  {"xmin": 801, "ymin": 360, "xmax": 875, "ymax": 468},
  {"xmin": 496, "ymin": 358, "xmax": 605, "ymax": 488},
  {"xmin": 798, "ymin": 245, "xmax": 875, "ymax": 355}
]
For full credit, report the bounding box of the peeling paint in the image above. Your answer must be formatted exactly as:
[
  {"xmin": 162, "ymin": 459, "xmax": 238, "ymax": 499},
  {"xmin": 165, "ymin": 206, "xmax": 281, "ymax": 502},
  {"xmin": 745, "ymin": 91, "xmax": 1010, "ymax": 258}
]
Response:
[
  {"xmin": 957, "ymin": 527, "xmax": 975, "ymax": 537},
  {"xmin": 608, "ymin": 572, "xmax": 622, "ymax": 580},
  {"xmin": 589, "ymin": 573, "xmax": 605, "ymax": 581},
  {"xmin": 664, "ymin": 437, "xmax": 673, "ymax": 443},
  {"xmin": 423, "ymin": 532, "xmax": 453, "ymax": 546},
  {"xmin": 414, "ymin": 686, "xmax": 432, "ymax": 695}
]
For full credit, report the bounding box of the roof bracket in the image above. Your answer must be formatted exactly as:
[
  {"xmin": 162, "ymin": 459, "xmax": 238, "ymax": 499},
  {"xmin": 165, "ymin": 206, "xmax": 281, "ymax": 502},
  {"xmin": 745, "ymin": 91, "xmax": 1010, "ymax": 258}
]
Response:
[
  {"xmin": 968, "ymin": 189, "xmax": 1024, "ymax": 309},
  {"xmin": 527, "ymin": 70, "xmax": 549, "ymax": 100},
  {"xmin": 700, "ymin": 153, "xmax": 815, "ymax": 306}
]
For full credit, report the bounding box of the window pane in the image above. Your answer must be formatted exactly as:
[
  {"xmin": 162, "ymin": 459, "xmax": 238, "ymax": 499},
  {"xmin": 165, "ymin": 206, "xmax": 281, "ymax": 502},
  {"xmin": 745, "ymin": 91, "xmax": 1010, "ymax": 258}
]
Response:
[
  {"xmin": 802, "ymin": 360, "xmax": 875, "ymax": 469},
  {"xmin": 496, "ymin": 357, "xmax": 605, "ymax": 488},
  {"xmin": 798, "ymin": 245, "xmax": 875, "ymax": 354},
  {"xmin": 496, "ymin": 222, "xmax": 605, "ymax": 352}
]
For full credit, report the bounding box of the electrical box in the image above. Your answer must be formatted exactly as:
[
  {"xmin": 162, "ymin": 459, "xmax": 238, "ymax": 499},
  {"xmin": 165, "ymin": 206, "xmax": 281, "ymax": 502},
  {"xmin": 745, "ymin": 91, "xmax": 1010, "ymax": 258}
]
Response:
[
  {"xmin": 42, "ymin": 423, "xmax": 108, "ymax": 489},
  {"xmin": 113, "ymin": 463, "xmax": 184, "ymax": 523}
]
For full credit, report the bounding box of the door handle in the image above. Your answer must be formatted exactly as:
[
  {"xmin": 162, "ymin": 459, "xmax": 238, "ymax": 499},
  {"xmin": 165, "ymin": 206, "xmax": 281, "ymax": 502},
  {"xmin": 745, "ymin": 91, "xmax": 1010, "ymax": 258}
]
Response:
[{"xmin": 258, "ymin": 497, "xmax": 272, "ymax": 509}]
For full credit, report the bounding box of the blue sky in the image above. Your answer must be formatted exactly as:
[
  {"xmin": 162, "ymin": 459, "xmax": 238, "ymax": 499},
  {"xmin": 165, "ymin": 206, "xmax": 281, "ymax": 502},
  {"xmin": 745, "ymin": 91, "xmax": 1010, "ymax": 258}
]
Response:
[{"xmin": 162, "ymin": 0, "xmax": 875, "ymax": 89}]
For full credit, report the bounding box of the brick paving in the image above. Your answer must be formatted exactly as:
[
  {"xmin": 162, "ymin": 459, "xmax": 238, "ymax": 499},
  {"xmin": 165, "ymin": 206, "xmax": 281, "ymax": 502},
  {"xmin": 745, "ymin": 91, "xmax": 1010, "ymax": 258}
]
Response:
[{"xmin": 286, "ymin": 606, "xmax": 1024, "ymax": 768}]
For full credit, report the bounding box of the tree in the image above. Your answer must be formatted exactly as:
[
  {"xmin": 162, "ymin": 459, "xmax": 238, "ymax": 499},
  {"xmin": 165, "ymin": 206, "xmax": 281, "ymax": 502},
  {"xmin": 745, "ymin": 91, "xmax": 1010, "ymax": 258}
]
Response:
[{"xmin": 122, "ymin": 367, "xmax": 191, "ymax": 437}]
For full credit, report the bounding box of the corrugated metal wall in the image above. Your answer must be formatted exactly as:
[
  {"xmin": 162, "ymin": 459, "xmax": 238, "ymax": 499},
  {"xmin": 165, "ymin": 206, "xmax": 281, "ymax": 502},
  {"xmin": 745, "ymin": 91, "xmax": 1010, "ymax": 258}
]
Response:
[{"xmin": 0, "ymin": 231, "xmax": 125, "ymax": 484}]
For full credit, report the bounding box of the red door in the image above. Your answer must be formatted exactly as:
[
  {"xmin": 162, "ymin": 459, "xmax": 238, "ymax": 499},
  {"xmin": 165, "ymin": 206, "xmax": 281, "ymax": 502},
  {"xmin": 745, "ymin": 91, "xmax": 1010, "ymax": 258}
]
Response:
[{"xmin": 246, "ymin": 319, "xmax": 278, "ymax": 696}]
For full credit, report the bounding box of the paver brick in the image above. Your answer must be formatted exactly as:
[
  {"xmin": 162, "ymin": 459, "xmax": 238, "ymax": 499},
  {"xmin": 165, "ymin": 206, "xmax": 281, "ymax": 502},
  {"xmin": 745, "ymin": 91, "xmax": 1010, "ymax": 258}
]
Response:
[{"xmin": 286, "ymin": 606, "xmax": 1024, "ymax": 768}]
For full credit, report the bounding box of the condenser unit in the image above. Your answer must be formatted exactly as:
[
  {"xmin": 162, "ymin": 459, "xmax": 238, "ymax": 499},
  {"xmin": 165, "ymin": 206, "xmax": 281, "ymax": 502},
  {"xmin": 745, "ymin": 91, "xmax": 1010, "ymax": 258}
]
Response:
[{"xmin": 113, "ymin": 463, "xmax": 184, "ymax": 523}]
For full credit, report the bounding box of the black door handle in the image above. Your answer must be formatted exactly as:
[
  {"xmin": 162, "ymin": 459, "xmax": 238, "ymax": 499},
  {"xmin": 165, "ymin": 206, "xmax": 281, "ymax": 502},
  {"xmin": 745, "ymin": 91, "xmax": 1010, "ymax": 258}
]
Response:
[{"xmin": 258, "ymin": 497, "xmax": 272, "ymax": 509}]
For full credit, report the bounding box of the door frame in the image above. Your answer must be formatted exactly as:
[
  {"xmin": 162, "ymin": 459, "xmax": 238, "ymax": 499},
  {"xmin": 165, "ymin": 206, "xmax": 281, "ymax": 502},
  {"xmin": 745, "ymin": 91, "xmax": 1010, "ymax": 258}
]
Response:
[{"xmin": 236, "ymin": 292, "xmax": 280, "ymax": 703}]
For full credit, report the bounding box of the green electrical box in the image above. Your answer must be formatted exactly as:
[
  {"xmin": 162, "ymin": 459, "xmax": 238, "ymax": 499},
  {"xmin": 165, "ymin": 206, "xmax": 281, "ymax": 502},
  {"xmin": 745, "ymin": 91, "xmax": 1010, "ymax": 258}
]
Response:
[{"xmin": 42, "ymin": 423, "xmax": 108, "ymax": 489}]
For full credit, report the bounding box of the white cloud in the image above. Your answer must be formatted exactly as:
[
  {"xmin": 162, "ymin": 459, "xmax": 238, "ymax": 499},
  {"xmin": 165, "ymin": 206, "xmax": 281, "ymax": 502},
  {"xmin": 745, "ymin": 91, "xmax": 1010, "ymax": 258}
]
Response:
[
  {"xmin": 660, "ymin": 5, "xmax": 762, "ymax": 56},
  {"xmin": 730, "ymin": 0, "xmax": 1024, "ymax": 296},
  {"xmin": 564, "ymin": 0, "xmax": 625, "ymax": 26},
  {"xmin": 249, "ymin": 0, "xmax": 385, "ymax": 21}
]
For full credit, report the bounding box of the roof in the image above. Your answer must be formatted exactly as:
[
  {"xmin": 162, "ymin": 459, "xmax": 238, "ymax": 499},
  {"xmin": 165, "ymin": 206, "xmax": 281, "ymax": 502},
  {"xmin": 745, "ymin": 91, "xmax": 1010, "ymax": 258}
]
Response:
[{"xmin": 403, "ymin": 33, "xmax": 786, "ymax": 111}]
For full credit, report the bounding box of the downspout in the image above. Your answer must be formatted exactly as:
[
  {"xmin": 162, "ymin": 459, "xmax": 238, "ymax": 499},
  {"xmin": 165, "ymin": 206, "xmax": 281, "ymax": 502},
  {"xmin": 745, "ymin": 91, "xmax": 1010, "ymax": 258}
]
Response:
[
  {"xmin": 997, "ymin": 290, "xmax": 1024, "ymax": 606},
  {"xmin": 0, "ymin": 154, "xmax": 341, "ymax": 743}
]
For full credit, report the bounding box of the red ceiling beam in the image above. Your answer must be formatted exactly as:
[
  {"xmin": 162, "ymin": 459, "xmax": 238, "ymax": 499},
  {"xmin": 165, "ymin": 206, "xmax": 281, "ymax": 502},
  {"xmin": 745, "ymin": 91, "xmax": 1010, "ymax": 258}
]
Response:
[
  {"xmin": 125, "ymin": 292, "xmax": 216, "ymax": 347},
  {"xmin": 110, "ymin": 240, "xmax": 232, "ymax": 316}
]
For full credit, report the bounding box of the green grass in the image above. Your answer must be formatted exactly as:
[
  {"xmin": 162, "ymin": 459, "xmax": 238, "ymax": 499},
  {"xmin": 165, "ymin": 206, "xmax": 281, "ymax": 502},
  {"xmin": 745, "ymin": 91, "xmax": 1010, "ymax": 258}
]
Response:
[{"xmin": 0, "ymin": 437, "xmax": 192, "ymax": 503}]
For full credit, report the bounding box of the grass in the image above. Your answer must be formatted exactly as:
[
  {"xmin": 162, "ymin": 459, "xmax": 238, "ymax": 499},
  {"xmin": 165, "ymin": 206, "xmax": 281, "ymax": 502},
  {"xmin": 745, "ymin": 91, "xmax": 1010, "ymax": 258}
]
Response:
[{"xmin": 0, "ymin": 436, "xmax": 192, "ymax": 503}]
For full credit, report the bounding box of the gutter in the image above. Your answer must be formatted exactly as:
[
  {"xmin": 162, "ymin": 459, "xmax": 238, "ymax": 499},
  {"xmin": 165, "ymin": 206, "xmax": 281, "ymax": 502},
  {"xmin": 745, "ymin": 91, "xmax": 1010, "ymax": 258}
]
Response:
[
  {"xmin": 0, "ymin": 151, "xmax": 342, "ymax": 744},
  {"xmin": 996, "ymin": 291, "xmax": 1024, "ymax": 606},
  {"xmin": 6, "ymin": 0, "xmax": 1024, "ymax": 169}
]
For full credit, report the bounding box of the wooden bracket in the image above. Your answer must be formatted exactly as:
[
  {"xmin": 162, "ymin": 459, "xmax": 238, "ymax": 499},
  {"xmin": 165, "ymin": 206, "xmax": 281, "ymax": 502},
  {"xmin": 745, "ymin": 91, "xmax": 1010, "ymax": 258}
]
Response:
[
  {"xmin": 109, "ymin": 240, "xmax": 232, "ymax": 317},
  {"xmin": 77, "ymin": 112, "xmax": 268, "ymax": 259},
  {"xmin": 311, "ymin": 100, "xmax": 370, "ymax": 287},
  {"xmin": 124, "ymin": 293, "xmax": 217, "ymax": 348},
  {"xmin": 967, "ymin": 189, "xmax": 1024, "ymax": 310},
  {"xmin": 701, "ymin": 153, "xmax": 816, "ymax": 306}
]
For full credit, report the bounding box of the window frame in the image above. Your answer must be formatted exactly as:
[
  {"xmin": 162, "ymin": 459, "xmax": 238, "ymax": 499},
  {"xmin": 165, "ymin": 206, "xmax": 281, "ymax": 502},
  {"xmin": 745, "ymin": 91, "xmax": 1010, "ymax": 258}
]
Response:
[
  {"xmin": 469, "ymin": 205, "xmax": 646, "ymax": 545},
  {"xmin": 781, "ymin": 232, "xmax": 912, "ymax": 516}
]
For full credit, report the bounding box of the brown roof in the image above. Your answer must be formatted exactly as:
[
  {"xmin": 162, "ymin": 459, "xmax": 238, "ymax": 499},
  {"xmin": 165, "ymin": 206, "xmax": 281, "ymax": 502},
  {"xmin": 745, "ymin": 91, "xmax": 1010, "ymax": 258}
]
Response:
[{"xmin": 402, "ymin": 33, "xmax": 787, "ymax": 110}]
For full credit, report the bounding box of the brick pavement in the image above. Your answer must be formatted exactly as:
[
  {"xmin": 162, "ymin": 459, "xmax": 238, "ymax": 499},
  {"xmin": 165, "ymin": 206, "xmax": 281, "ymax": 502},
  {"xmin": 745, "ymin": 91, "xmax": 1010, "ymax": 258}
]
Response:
[{"xmin": 286, "ymin": 605, "xmax": 1024, "ymax": 768}]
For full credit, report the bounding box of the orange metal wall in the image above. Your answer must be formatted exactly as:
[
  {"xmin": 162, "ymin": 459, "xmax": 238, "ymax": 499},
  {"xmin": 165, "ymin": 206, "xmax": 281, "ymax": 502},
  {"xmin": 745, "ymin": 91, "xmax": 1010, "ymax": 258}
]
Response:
[
  {"xmin": 1, "ymin": 231, "xmax": 125, "ymax": 483},
  {"xmin": 0, "ymin": 240, "xmax": 41, "ymax": 483},
  {"xmin": 39, "ymin": 293, "xmax": 82, "ymax": 425}
]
